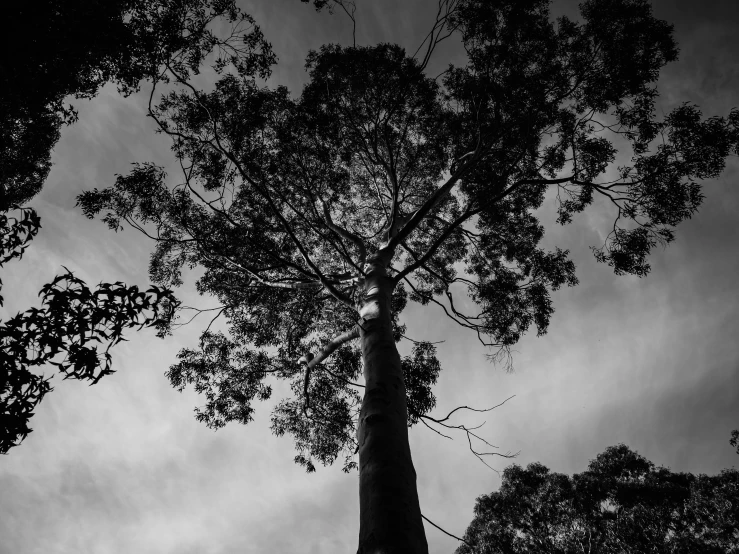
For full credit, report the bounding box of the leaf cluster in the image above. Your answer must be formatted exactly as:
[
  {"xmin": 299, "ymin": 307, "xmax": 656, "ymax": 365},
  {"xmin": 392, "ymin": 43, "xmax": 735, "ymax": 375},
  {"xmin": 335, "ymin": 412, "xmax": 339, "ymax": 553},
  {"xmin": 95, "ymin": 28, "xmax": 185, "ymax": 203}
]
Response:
[
  {"xmin": 0, "ymin": 207, "xmax": 42, "ymax": 306},
  {"xmin": 0, "ymin": 270, "xmax": 178, "ymax": 453}
]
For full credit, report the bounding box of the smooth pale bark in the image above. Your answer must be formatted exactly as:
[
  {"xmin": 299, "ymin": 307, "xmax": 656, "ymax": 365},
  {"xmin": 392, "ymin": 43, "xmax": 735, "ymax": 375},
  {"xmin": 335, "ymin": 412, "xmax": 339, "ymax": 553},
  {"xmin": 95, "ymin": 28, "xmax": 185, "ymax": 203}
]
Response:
[{"xmin": 356, "ymin": 252, "xmax": 427, "ymax": 554}]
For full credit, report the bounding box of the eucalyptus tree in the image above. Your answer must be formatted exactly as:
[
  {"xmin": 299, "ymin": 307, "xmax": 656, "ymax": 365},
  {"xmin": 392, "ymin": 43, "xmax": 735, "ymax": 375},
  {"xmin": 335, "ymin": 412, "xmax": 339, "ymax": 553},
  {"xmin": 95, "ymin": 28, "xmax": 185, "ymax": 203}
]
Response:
[{"xmin": 79, "ymin": 0, "xmax": 739, "ymax": 551}]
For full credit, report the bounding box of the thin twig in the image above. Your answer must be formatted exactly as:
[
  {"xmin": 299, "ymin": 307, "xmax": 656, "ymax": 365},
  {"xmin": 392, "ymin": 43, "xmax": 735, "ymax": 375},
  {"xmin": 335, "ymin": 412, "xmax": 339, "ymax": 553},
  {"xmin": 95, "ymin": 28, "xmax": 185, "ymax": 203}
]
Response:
[
  {"xmin": 434, "ymin": 395, "xmax": 516, "ymax": 424},
  {"xmin": 421, "ymin": 513, "xmax": 475, "ymax": 549}
]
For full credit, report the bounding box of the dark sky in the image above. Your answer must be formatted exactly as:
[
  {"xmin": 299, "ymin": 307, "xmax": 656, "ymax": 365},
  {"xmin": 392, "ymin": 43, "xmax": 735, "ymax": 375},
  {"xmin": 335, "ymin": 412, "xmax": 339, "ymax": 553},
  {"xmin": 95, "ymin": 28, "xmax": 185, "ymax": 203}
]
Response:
[{"xmin": 1, "ymin": 1, "xmax": 738, "ymax": 553}]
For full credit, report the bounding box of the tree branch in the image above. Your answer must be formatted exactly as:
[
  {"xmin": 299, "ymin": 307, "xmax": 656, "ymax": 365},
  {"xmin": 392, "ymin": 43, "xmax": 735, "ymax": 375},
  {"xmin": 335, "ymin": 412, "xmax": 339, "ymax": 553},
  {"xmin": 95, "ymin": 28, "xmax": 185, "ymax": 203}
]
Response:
[
  {"xmin": 385, "ymin": 153, "xmax": 478, "ymax": 250},
  {"xmin": 416, "ymin": 395, "xmax": 519, "ymax": 471},
  {"xmin": 421, "ymin": 513, "xmax": 476, "ymax": 549},
  {"xmin": 394, "ymin": 176, "xmax": 576, "ymax": 282},
  {"xmin": 412, "ymin": 0, "xmax": 462, "ymax": 71},
  {"xmin": 433, "ymin": 395, "xmax": 516, "ymax": 424},
  {"xmin": 300, "ymin": 326, "xmax": 361, "ymax": 415},
  {"xmin": 320, "ymin": 200, "xmax": 367, "ymax": 269},
  {"xmin": 150, "ymin": 69, "xmax": 355, "ymax": 308},
  {"xmin": 299, "ymin": 325, "xmax": 361, "ymax": 370}
]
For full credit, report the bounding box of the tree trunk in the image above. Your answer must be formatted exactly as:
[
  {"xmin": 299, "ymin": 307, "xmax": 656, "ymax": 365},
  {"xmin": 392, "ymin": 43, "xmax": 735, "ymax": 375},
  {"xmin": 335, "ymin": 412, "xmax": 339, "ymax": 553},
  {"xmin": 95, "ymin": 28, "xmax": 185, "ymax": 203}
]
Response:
[{"xmin": 356, "ymin": 254, "xmax": 428, "ymax": 554}]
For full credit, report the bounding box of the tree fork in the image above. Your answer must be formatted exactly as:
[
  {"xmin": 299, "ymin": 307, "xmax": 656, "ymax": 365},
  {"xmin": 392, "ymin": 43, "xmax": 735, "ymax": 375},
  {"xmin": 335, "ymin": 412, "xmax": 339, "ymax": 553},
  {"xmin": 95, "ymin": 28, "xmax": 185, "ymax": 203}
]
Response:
[{"xmin": 356, "ymin": 252, "xmax": 427, "ymax": 554}]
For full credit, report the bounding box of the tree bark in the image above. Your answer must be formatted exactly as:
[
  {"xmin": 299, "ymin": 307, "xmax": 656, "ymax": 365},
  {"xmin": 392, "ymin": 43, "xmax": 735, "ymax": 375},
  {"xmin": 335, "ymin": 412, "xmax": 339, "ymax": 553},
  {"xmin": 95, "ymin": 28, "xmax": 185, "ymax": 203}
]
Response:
[{"xmin": 356, "ymin": 253, "xmax": 427, "ymax": 554}]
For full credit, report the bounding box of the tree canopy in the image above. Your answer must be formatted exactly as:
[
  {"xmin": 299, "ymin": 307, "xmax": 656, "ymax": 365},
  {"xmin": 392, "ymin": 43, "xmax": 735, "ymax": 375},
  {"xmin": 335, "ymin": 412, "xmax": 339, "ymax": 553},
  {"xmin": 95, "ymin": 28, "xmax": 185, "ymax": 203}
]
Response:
[
  {"xmin": 457, "ymin": 444, "xmax": 739, "ymax": 554},
  {"xmin": 79, "ymin": 0, "xmax": 739, "ymax": 475}
]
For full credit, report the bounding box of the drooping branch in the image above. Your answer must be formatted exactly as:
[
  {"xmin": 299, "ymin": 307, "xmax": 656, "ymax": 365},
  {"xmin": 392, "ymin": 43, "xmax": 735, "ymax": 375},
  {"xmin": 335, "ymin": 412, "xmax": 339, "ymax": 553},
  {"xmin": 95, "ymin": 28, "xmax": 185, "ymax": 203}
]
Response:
[
  {"xmin": 402, "ymin": 276, "xmax": 503, "ymax": 351},
  {"xmin": 414, "ymin": 396, "xmax": 518, "ymax": 471}
]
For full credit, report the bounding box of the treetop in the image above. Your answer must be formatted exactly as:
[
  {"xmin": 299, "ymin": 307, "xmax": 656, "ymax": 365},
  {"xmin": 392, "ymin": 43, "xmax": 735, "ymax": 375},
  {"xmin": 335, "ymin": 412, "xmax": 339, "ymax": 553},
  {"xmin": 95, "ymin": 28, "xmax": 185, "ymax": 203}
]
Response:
[{"xmin": 77, "ymin": 0, "xmax": 739, "ymax": 472}]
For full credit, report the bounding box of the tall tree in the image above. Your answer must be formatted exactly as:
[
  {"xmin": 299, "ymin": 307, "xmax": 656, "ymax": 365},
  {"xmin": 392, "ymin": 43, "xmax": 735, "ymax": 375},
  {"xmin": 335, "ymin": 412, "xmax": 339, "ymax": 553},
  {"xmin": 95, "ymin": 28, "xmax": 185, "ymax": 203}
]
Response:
[
  {"xmin": 78, "ymin": 0, "xmax": 739, "ymax": 551},
  {"xmin": 457, "ymin": 444, "xmax": 739, "ymax": 553}
]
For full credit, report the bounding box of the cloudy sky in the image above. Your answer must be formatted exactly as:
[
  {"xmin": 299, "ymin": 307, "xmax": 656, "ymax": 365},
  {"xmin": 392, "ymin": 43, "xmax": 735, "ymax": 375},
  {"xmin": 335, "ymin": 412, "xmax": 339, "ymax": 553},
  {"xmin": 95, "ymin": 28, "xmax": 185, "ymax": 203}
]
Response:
[{"xmin": 2, "ymin": 1, "xmax": 738, "ymax": 553}]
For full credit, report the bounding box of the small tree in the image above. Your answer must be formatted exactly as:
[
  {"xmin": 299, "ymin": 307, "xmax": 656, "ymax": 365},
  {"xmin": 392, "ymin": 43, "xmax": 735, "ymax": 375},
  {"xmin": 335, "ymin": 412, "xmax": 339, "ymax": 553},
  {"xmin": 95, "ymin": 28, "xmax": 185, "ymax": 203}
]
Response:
[
  {"xmin": 457, "ymin": 444, "xmax": 739, "ymax": 553},
  {"xmin": 79, "ymin": 0, "xmax": 739, "ymax": 551}
]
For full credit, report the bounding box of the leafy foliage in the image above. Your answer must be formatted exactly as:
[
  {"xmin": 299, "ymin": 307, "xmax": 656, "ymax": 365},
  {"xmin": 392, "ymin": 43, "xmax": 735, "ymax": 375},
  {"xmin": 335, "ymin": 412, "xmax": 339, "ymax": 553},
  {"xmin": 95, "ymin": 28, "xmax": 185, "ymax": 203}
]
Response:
[
  {"xmin": 458, "ymin": 444, "xmax": 739, "ymax": 554},
  {"xmin": 0, "ymin": 207, "xmax": 41, "ymax": 267},
  {"xmin": 0, "ymin": 271, "xmax": 178, "ymax": 453},
  {"xmin": 1, "ymin": 0, "xmax": 272, "ymax": 209},
  {"xmin": 403, "ymin": 342, "xmax": 441, "ymax": 425},
  {"xmin": 78, "ymin": 0, "xmax": 738, "ymax": 473},
  {"xmin": 0, "ymin": 0, "xmax": 273, "ymax": 454},
  {"xmin": 0, "ymin": 207, "xmax": 41, "ymax": 306}
]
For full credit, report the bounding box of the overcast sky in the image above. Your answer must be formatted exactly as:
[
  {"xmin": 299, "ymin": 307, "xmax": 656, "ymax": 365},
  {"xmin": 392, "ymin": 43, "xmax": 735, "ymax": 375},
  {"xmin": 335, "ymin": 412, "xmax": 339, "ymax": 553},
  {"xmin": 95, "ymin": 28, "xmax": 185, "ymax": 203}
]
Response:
[{"xmin": 2, "ymin": 1, "xmax": 738, "ymax": 553}]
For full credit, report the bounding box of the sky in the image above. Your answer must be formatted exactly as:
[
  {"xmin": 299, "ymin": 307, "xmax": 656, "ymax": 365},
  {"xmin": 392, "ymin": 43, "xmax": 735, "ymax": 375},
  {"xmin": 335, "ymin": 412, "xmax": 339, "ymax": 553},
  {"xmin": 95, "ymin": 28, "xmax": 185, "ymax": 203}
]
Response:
[{"xmin": 1, "ymin": 1, "xmax": 738, "ymax": 553}]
